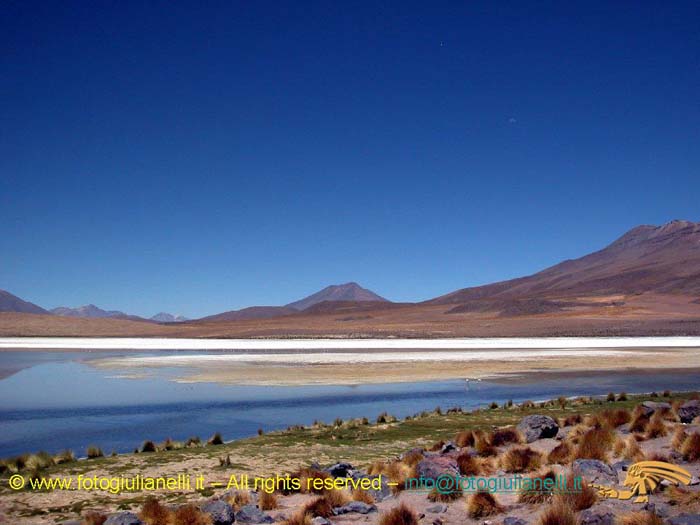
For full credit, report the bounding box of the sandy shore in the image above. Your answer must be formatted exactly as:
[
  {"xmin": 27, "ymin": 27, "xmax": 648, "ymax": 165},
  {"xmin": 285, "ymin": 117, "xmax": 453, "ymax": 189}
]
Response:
[{"xmin": 90, "ymin": 346, "xmax": 700, "ymax": 386}]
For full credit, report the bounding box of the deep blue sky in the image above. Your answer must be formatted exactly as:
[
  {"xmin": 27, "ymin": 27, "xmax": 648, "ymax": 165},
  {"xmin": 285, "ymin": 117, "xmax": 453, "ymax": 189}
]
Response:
[{"xmin": 1, "ymin": 1, "xmax": 699, "ymax": 318}]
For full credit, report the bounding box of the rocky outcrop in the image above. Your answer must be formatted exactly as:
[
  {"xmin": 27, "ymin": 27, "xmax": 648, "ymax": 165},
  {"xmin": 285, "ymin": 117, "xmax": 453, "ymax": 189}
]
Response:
[
  {"xmin": 201, "ymin": 500, "xmax": 235, "ymax": 525},
  {"xmin": 104, "ymin": 513, "xmax": 143, "ymax": 525},
  {"xmin": 517, "ymin": 415, "xmax": 559, "ymax": 442},
  {"xmin": 573, "ymin": 459, "xmax": 618, "ymax": 485},
  {"xmin": 235, "ymin": 505, "xmax": 273, "ymax": 524},
  {"xmin": 678, "ymin": 401, "xmax": 700, "ymax": 423}
]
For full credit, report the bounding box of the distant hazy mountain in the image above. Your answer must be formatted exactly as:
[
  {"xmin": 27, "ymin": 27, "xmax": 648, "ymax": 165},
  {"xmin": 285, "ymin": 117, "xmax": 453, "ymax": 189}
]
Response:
[
  {"xmin": 285, "ymin": 282, "xmax": 388, "ymax": 311},
  {"xmin": 0, "ymin": 290, "xmax": 48, "ymax": 314},
  {"xmin": 50, "ymin": 304, "xmax": 147, "ymax": 322},
  {"xmin": 150, "ymin": 312, "xmax": 189, "ymax": 323}
]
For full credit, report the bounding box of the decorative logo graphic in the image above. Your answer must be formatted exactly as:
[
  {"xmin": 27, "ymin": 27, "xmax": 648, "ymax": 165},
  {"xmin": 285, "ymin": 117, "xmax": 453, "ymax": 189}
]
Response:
[{"xmin": 592, "ymin": 461, "xmax": 691, "ymax": 503}]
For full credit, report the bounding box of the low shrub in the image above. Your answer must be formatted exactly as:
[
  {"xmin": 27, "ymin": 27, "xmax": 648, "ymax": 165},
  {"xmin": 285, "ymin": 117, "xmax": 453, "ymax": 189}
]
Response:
[
  {"xmin": 378, "ymin": 502, "xmax": 419, "ymax": 525},
  {"xmin": 207, "ymin": 432, "xmax": 224, "ymax": 445},
  {"xmin": 500, "ymin": 447, "xmax": 542, "ymax": 473},
  {"xmin": 467, "ymin": 491, "xmax": 504, "ymax": 518},
  {"xmin": 86, "ymin": 446, "xmax": 104, "ymax": 459}
]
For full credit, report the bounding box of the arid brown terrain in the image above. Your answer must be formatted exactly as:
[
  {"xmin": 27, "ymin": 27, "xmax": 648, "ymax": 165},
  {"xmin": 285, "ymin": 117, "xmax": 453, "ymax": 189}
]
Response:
[{"xmin": 2, "ymin": 220, "xmax": 699, "ymax": 338}]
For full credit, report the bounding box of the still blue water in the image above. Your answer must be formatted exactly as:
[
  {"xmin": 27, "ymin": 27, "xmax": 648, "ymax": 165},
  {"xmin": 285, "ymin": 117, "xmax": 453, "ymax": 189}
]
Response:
[{"xmin": 1, "ymin": 351, "xmax": 699, "ymax": 457}]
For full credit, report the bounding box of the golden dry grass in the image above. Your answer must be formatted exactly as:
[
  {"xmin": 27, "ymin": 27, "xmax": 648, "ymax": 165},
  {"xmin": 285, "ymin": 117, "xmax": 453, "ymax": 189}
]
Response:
[
  {"xmin": 537, "ymin": 500, "xmax": 577, "ymax": 525},
  {"xmin": 618, "ymin": 511, "xmax": 663, "ymax": 525},
  {"xmin": 681, "ymin": 432, "xmax": 700, "ymax": 462},
  {"xmin": 467, "ymin": 491, "xmax": 504, "ymax": 518},
  {"xmin": 172, "ymin": 504, "xmax": 211, "ymax": 525},
  {"xmin": 547, "ymin": 441, "xmax": 571, "ymax": 465},
  {"xmin": 501, "ymin": 447, "xmax": 543, "ymax": 473},
  {"xmin": 378, "ymin": 503, "xmax": 419, "ymax": 525},
  {"xmin": 259, "ymin": 491, "xmax": 279, "ymax": 511},
  {"xmin": 140, "ymin": 497, "xmax": 172, "ymax": 525}
]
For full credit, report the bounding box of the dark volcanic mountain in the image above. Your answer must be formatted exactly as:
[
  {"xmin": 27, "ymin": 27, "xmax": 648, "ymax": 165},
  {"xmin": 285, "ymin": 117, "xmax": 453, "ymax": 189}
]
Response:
[
  {"xmin": 0, "ymin": 290, "xmax": 48, "ymax": 314},
  {"xmin": 432, "ymin": 219, "xmax": 700, "ymax": 306},
  {"xmin": 286, "ymin": 282, "xmax": 388, "ymax": 311}
]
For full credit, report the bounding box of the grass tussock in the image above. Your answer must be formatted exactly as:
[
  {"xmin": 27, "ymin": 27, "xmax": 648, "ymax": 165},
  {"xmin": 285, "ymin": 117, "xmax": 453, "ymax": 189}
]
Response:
[
  {"xmin": 667, "ymin": 485, "xmax": 700, "ymax": 508},
  {"xmin": 454, "ymin": 430, "xmax": 475, "ymax": 447},
  {"xmin": 86, "ymin": 446, "xmax": 104, "ymax": 459},
  {"xmin": 226, "ymin": 490, "xmax": 251, "ymax": 510},
  {"xmin": 672, "ymin": 426, "xmax": 688, "ymax": 451},
  {"xmin": 378, "ymin": 502, "xmax": 419, "ymax": 525},
  {"xmin": 560, "ymin": 414, "xmax": 582, "ymax": 427},
  {"xmin": 172, "ymin": 504, "xmax": 211, "ymax": 525},
  {"xmin": 321, "ymin": 488, "xmax": 350, "ymax": 508},
  {"xmin": 619, "ymin": 511, "xmax": 663, "ymax": 525},
  {"xmin": 537, "ymin": 500, "xmax": 577, "ymax": 525},
  {"xmin": 141, "ymin": 440, "xmax": 157, "ymax": 453},
  {"xmin": 621, "ymin": 435, "xmax": 645, "ymax": 462},
  {"xmin": 352, "ymin": 487, "xmax": 375, "ymax": 504},
  {"xmin": 554, "ymin": 473, "xmax": 597, "ymax": 511},
  {"xmin": 283, "ymin": 511, "xmax": 312, "ymax": 525},
  {"xmin": 490, "ymin": 427, "xmax": 522, "ymax": 446},
  {"xmin": 82, "ymin": 511, "xmax": 108, "ymax": 525},
  {"xmin": 285, "ymin": 468, "xmax": 331, "ymax": 494},
  {"xmin": 574, "ymin": 427, "xmax": 614, "ymax": 461},
  {"xmin": 428, "ymin": 484, "xmax": 463, "ymax": 502},
  {"xmin": 400, "ymin": 449, "xmax": 424, "ymax": 467},
  {"xmin": 54, "ymin": 449, "xmax": 75, "ymax": 464},
  {"xmin": 681, "ymin": 432, "xmax": 700, "ymax": 462},
  {"xmin": 644, "ymin": 414, "xmax": 668, "ymax": 439},
  {"xmin": 207, "ymin": 432, "xmax": 224, "ymax": 445},
  {"xmin": 140, "ymin": 497, "xmax": 172, "ymax": 525},
  {"xmin": 602, "ymin": 408, "xmax": 632, "ymax": 427},
  {"xmin": 467, "ymin": 491, "xmax": 504, "ymax": 518},
  {"xmin": 629, "ymin": 410, "xmax": 650, "ymax": 433},
  {"xmin": 500, "ymin": 447, "xmax": 542, "ymax": 473},
  {"xmin": 303, "ymin": 496, "xmax": 334, "ymax": 518},
  {"xmin": 259, "ymin": 490, "xmax": 279, "ymax": 510},
  {"xmin": 518, "ymin": 469, "xmax": 556, "ymax": 504},
  {"xmin": 547, "ymin": 441, "xmax": 571, "ymax": 465},
  {"xmin": 457, "ymin": 452, "xmax": 481, "ymax": 475}
]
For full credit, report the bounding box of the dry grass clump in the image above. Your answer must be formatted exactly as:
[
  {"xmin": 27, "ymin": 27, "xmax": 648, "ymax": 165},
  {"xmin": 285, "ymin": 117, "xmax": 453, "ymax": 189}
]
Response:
[
  {"xmin": 86, "ymin": 446, "xmax": 104, "ymax": 459},
  {"xmin": 560, "ymin": 414, "xmax": 582, "ymax": 427},
  {"xmin": 474, "ymin": 431, "xmax": 497, "ymax": 457},
  {"xmin": 574, "ymin": 427, "xmax": 614, "ymax": 461},
  {"xmin": 367, "ymin": 461, "xmax": 413, "ymax": 492},
  {"xmin": 490, "ymin": 427, "xmax": 522, "ymax": 446},
  {"xmin": 467, "ymin": 491, "xmax": 504, "ymax": 518},
  {"xmin": 518, "ymin": 469, "xmax": 556, "ymax": 504},
  {"xmin": 172, "ymin": 504, "xmax": 211, "ymax": 525},
  {"xmin": 547, "ymin": 441, "xmax": 571, "ymax": 465},
  {"xmin": 400, "ymin": 449, "xmax": 424, "ymax": 467},
  {"xmin": 54, "ymin": 449, "xmax": 75, "ymax": 464},
  {"xmin": 672, "ymin": 426, "xmax": 688, "ymax": 451},
  {"xmin": 629, "ymin": 408, "xmax": 651, "ymax": 433},
  {"xmin": 82, "ymin": 511, "xmax": 108, "ymax": 525},
  {"xmin": 285, "ymin": 467, "xmax": 331, "ymax": 494},
  {"xmin": 378, "ymin": 502, "xmax": 419, "ymax": 525},
  {"xmin": 681, "ymin": 432, "xmax": 700, "ymax": 461},
  {"xmin": 25, "ymin": 451, "xmax": 54, "ymax": 471},
  {"xmin": 141, "ymin": 440, "xmax": 157, "ymax": 453},
  {"xmin": 645, "ymin": 414, "xmax": 668, "ymax": 439},
  {"xmin": 602, "ymin": 408, "xmax": 632, "ymax": 427},
  {"xmin": 140, "ymin": 497, "xmax": 172, "ymax": 525},
  {"xmin": 428, "ymin": 484, "xmax": 463, "ymax": 502},
  {"xmin": 618, "ymin": 511, "xmax": 663, "ymax": 525},
  {"xmin": 457, "ymin": 452, "xmax": 481, "ymax": 475},
  {"xmin": 455, "ymin": 430, "xmax": 475, "ymax": 447},
  {"xmin": 566, "ymin": 424, "xmax": 589, "ymax": 445},
  {"xmin": 207, "ymin": 432, "xmax": 224, "ymax": 445},
  {"xmin": 226, "ymin": 490, "xmax": 251, "ymax": 510},
  {"xmin": 352, "ymin": 487, "xmax": 375, "ymax": 504},
  {"xmin": 554, "ymin": 473, "xmax": 597, "ymax": 511},
  {"xmin": 620, "ymin": 435, "xmax": 645, "ymax": 462},
  {"xmin": 259, "ymin": 490, "xmax": 279, "ymax": 510},
  {"xmin": 667, "ymin": 485, "xmax": 700, "ymax": 508},
  {"xmin": 500, "ymin": 447, "xmax": 542, "ymax": 473},
  {"xmin": 283, "ymin": 511, "xmax": 312, "ymax": 525},
  {"xmin": 537, "ymin": 500, "xmax": 577, "ymax": 525},
  {"xmin": 321, "ymin": 488, "xmax": 350, "ymax": 508},
  {"xmin": 302, "ymin": 496, "xmax": 334, "ymax": 518}
]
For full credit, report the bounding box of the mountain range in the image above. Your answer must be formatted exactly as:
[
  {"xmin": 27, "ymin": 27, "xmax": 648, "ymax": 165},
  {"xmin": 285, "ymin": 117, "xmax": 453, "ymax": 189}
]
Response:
[{"xmin": 2, "ymin": 220, "xmax": 700, "ymax": 337}]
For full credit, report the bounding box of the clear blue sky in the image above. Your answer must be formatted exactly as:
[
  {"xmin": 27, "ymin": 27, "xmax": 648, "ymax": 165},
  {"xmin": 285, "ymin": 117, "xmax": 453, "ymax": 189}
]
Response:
[{"xmin": 1, "ymin": 1, "xmax": 699, "ymax": 318}]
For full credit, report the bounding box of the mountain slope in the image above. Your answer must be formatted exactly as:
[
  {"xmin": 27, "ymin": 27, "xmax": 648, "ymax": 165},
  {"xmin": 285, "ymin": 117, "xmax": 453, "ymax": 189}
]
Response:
[
  {"xmin": 286, "ymin": 282, "xmax": 388, "ymax": 311},
  {"xmin": 50, "ymin": 304, "xmax": 149, "ymax": 322},
  {"xmin": 0, "ymin": 290, "xmax": 48, "ymax": 314},
  {"xmin": 432, "ymin": 219, "xmax": 700, "ymax": 305},
  {"xmin": 198, "ymin": 306, "xmax": 299, "ymax": 322}
]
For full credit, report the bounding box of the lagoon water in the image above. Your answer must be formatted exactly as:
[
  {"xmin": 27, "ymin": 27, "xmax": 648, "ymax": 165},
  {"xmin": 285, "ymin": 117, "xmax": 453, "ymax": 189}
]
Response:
[{"xmin": 1, "ymin": 349, "xmax": 700, "ymax": 458}]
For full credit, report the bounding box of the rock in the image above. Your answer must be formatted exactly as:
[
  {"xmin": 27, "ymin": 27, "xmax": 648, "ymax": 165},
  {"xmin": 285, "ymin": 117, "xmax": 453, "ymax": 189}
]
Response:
[
  {"xmin": 426, "ymin": 504, "xmax": 447, "ymax": 514},
  {"xmin": 668, "ymin": 515, "xmax": 700, "ymax": 525},
  {"xmin": 641, "ymin": 401, "xmax": 672, "ymax": 416},
  {"xmin": 643, "ymin": 502, "xmax": 669, "ymax": 518},
  {"xmin": 440, "ymin": 441, "xmax": 457, "ymax": 454},
  {"xmin": 104, "ymin": 513, "xmax": 143, "ymax": 525},
  {"xmin": 201, "ymin": 500, "xmax": 235, "ymax": 525},
  {"xmin": 502, "ymin": 518, "xmax": 527, "ymax": 525},
  {"xmin": 678, "ymin": 401, "xmax": 700, "ymax": 423},
  {"xmin": 312, "ymin": 518, "xmax": 332, "ymax": 525},
  {"xmin": 612, "ymin": 460, "xmax": 631, "ymax": 472},
  {"xmin": 235, "ymin": 505, "xmax": 273, "ymax": 524},
  {"xmin": 333, "ymin": 501, "xmax": 377, "ymax": 515},
  {"xmin": 517, "ymin": 415, "xmax": 559, "ymax": 443},
  {"xmin": 578, "ymin": 508, "xmax": 615, "ymax": 525},
  {"xmin": 326, "ymin": 462, "xmax": 354, "ymax": 478},
  {"xmin": 572, "ymin": 459, "xmax": 618, "ymax": 485},
  {"xmin": 415, "ymin": 456, "xmax": 459, "ymax": 480},
  {"xmin": 691, "ymin": 476, "xmax": 700, "ymax": 486}
]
